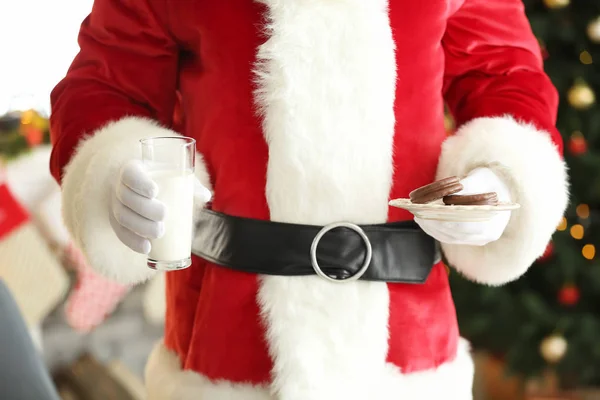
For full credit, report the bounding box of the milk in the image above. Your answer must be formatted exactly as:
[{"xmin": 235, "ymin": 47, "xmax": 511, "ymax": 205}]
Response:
[{"xmin": 148, "ymin": 170, "xmax": 195, "ymax": 262}]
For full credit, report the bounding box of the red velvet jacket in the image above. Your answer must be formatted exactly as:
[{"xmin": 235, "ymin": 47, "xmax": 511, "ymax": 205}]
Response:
[{"xmin": 50, "ymin": 0, "xmax": 568, "ymax": 399}]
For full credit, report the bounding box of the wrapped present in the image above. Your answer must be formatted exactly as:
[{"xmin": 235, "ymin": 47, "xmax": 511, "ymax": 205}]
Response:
[
  {"xmin": 0, "ymin": 182, "xmax": 69, "ymax": 327},
  {"xmin": 3, "ymin": 150, "xmax": 132, "ymax": 332},
  {"xmin": 0, "ymin": 181, "xmax": 28, "ymax": 241}
]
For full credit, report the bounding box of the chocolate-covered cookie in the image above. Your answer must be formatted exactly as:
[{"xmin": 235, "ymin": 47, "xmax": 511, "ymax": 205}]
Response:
[
  {"xmin": 409, "ymin": 176, "xmax": 463, "ymax": 204},
  {"xmin": 443, "ymin": 192, "xmax": 498, "ymax": 206}
]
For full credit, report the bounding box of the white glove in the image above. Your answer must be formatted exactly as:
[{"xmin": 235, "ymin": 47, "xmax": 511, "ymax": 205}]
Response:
[
  {"xmin": 414, "ymin": 167, "xmax": 512, "ymax": 246},
  {"xmin": 110, "ymin": 160, "xmax": 212, "ymax": 254}
]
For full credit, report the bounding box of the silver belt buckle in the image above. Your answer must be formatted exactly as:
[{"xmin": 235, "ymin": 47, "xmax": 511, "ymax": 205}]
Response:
[{"xmin": 310, "ymin": 222, "xmax": 373, "ymax": 283}]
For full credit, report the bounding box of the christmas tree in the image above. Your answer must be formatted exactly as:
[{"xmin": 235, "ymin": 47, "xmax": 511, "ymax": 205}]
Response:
[{"xmin": 450, "ymin": 0, "xmax": 600, "ymax": 389}]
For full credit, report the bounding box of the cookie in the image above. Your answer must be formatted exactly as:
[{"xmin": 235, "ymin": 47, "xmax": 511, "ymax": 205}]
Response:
[
  {"xmin": 409, "ymin": 176, "xmax": 463, "ymax": 204},
  {"xmin": 442, "ymin": 192, "xmax": 498, "ymax": 206}
]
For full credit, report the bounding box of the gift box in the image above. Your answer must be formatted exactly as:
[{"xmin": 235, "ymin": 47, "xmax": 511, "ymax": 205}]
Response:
[{"xmin": 0, "ymin": 182, "xmax": 69, "ymax": 327}]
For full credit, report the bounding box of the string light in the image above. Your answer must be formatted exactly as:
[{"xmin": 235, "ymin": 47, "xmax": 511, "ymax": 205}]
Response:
[
  {"xmin": 580, "ymin": 51, "xmax": 593, "ymax": 65},
  {"xmin": 570, "ymin": 224, "xmax": 584, "ymax": 239},
  {"xmin": 576, "ymin": 204, "xmax": 590, "ymax": 219},
  {"xmin": 557, "ymin": 217, "xmax": 568, "ymax": 231},
  {"xmin": 582, "ymin": 244, "xmax": 595, "ymax": 260}
]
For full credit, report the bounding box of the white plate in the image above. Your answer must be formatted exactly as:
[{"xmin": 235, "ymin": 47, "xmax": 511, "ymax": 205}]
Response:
[{"xmin": 388, "ymin": 198, "xmax": 520, "ymax": 222}]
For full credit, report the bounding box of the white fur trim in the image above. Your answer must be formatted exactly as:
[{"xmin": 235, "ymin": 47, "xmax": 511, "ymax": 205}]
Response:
[
  {"xmin": 145, "ymin": 342, "xmax": 272, "ymax": 400},
  {"xmin": 61, "ymin": 116, "xmax": 211, "ymax": 285},
  {"xmin": 254, "ymin": 1, "xmax": 399, "ymax": 398},
  {"xmin": 437, "ymin": 116, "xmax": 569, "ymax": 285},
  {"xmin": 380, "ymin": 338, "xmax": 474, "ymax": 399},
  {"xmin": 144, "ymin": 340, "xmax": 474, "ymax": 399}
]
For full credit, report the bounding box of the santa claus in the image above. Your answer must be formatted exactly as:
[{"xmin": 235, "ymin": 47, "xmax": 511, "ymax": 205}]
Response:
[{"xmin": 50, "ymin": 0, "xmax": 568, "ymax": 399}]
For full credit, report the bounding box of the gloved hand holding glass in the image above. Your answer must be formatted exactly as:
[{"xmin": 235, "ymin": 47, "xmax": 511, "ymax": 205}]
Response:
[{"xmin": 109, "ymin": 137, "xmax": 211, "ymax": 270}]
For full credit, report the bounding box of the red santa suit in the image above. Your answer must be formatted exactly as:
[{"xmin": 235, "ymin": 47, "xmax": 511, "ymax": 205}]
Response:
[{"xmin": 49, "ymin": 0, "xmax": 568, "ymax": 398}]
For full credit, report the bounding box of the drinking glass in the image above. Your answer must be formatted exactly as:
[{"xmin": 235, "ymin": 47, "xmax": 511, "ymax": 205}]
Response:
[{"xmin": 140, "ymin": 136, "xmax": 196, "ymax": 271}]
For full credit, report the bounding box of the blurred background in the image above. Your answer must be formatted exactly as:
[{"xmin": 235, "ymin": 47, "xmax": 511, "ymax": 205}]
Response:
[
  {"xmin": 0, "ymin": 1, "xmax": 164, "ymax": 398},
  {"xmin": 0, "ymin": 0, "xmax": 598, "ymax": 399}
]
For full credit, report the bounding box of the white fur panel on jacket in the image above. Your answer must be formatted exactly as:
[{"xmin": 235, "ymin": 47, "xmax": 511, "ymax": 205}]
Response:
[
  {"xmin": 60, "ymin": 116, "xmax": 211, "ymax": 285},
  {"xmin": 144, "ymin": 340, "xmax": 474, "ymax": 400},
  {"xmin": 437, "ymin": 116, "xmax": 569, "ymax": 285}
]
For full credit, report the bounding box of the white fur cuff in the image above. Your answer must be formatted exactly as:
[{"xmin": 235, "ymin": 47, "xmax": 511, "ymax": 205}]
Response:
[
  {"xmin": 437, "ymin": 116, "xmax": 569, "ymax": 285},
  {"xmin": 61, "ymin": 116, "xmax": 210, "ymax": 285}
]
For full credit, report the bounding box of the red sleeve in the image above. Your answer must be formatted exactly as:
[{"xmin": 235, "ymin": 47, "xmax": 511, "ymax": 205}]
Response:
[
  {"xmin": 442, "ymin": 0, "xmax": 563, "ymax": 154},
  {"xmin": 435, "ymin": 0, "xmax": 568, "ymax": 286},
  {"xmin": 49, "ymin": 0, "xmax": 179, "ymax": 183}
]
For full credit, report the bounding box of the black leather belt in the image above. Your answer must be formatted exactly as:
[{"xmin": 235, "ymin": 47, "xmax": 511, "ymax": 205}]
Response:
[{"xmin": 192, "ymin": 209, "xmax": 441, "ymax": 283}]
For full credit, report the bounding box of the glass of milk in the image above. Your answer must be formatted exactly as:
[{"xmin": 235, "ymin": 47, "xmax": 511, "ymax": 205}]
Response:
[{"xmin": 140, "ymin": 136, "xmax": 196, "ymax": 271}]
